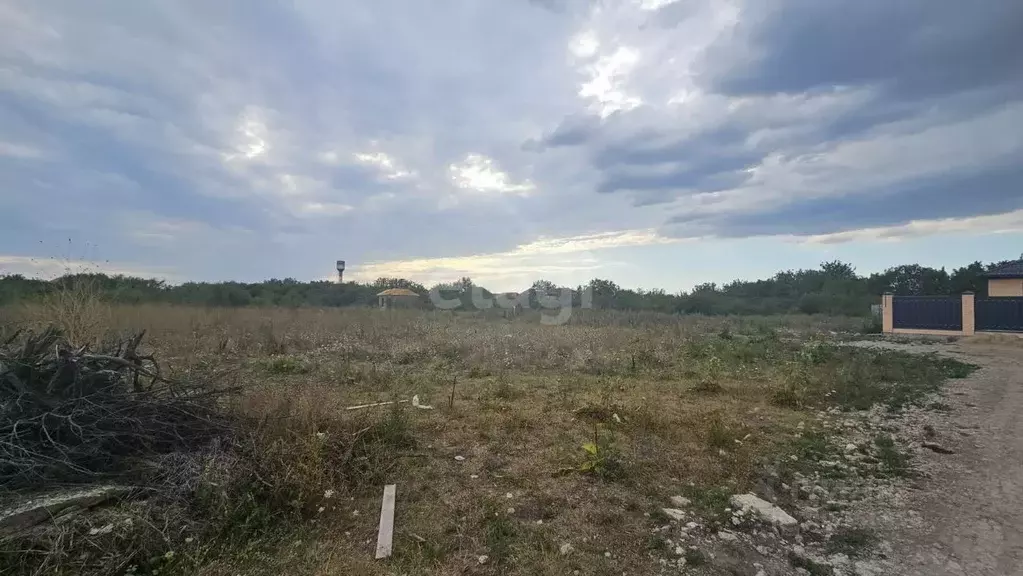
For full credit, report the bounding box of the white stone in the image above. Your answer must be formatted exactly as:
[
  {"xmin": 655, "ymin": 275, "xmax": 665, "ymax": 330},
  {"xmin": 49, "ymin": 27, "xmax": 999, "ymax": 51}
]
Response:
[
  {"xmin": 560, "ymin": 543, "xmax": 575, "ymax": 555},
  {"xmin": 662, "ymin": 508, "xmax": 686, "ymax": 521},
  {"xmin": 88, "ymin": 523, "xmax": 114, "ymax": 536},
  {"xmin": 730, "ymin": 494, "xmax": 798, "ymax": 531},
  {"xmin": 718, "ymin": 530, "xmax": 739, "ymax": 541},
  {"xmin": 478, "ymin": 555, "xmax": 489, "ymax": 565},
  {"xmin": 845, "ymin": 443, "xmax": 858, "ymax": 452},
  {"xmin": 411, "ymin": 395, "xmax": 433, "ymax": 409},
  {"xmin": 670, "ymin": 495, "xmax": 691, "ymax": 507},
  {"xmin": 454, "ymin": 455, "xmax": 466, "ymax": 461},
  {"xmin": 830, "ymin": 553, "xmax": 851, "ymax": 566}
]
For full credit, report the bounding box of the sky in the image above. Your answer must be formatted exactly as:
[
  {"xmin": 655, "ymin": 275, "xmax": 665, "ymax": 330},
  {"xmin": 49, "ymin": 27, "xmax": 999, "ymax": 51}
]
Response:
[{"xmin": 1, "ymin": 0, "xmax": 1022, "ymax": 292}]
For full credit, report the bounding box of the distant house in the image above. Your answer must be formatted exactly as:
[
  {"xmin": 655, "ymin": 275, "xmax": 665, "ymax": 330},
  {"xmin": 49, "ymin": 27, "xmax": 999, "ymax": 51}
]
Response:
[
  {"xmin": 376, "ymin": 288, "xmax": 421, "ymax": 309},
  {"xmin": 985, "ymin": 261, "xmax": 1023, "ymax": 297}
]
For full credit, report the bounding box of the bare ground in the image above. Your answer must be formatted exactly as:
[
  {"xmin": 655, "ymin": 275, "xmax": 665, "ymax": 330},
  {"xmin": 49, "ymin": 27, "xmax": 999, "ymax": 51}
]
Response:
[{"xmin": 849, "ymin": 337, "xmax": 1023, "ymax": 576}]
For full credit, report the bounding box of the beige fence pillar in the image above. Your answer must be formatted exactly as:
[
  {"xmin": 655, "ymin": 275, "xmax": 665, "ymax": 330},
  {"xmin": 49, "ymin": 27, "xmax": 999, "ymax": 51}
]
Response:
[
  {"xmin": 962, "ymin": 292, "xmax": 975, "ymax": 336},
  {"xmin": 882, "ymin": 293, "xmax": 894, "ymax": 333}
]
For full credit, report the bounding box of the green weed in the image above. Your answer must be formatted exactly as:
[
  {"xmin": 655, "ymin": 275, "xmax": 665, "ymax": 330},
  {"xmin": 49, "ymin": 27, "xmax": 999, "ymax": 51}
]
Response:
[
  {"xmin": 684, "ymin": 548, "xmax": 707, "ymax": 567},
  {"xmin": 484, "ymin": 511, "xmax": 517, "ymax": 567},
  {"xmin": 873, "ymin": 434, "xmax": 911, "ymax": 477},
  {"xmin": 577, "ymin": 424, "xmax": 625, "ymax": 480},
  {"xmin": 259, "ymin": 355, "xmax": 311, "ymax": 375},
  {"xmin": 826, "ymin": 526, "xmax": 878, "ymax": 557}
]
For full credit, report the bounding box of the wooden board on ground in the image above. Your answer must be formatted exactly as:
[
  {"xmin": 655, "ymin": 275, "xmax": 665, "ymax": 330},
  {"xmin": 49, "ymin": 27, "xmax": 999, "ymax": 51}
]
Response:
[{"xmin": 375, "ymin": 484, "xmax": 396, "ymax": 559}]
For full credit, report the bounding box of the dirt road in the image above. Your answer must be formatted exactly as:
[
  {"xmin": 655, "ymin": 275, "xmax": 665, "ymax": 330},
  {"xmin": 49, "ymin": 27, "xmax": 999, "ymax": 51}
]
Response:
[{"xmin": 856, "ymin": 338, "xmax": 1023, "ymax": 576}]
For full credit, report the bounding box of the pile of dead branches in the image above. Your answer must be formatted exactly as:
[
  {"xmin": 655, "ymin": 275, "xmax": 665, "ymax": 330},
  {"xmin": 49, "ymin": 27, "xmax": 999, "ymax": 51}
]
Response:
[{"xmin": 0, "ymin": 327, "xmax": 235, "ymax": 489}]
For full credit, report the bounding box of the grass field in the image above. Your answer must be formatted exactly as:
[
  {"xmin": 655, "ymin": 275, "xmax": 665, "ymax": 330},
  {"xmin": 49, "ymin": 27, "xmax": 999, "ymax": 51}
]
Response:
[{"xmin": 1, "ymin": 303, "xmax": 969, "ymax": 575}]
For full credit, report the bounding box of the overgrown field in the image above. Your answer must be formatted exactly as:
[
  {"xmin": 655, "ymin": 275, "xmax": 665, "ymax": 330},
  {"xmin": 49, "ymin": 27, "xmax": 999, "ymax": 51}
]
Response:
[{"xmin": 0, "ymin": 304, "xmax": 972, "ymax": 576}]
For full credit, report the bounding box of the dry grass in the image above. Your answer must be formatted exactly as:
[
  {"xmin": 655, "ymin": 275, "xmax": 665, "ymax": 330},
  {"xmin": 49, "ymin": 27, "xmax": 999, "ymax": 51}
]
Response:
[{"xmin": 1, "ymin": 304, "xmax": 961, "ymax": 576}]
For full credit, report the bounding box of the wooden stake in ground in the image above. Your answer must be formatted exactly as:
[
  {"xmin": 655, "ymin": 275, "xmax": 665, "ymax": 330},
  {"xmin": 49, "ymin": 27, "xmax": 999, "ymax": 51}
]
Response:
[
  {"xmin": 449, "ymin": 376, "xmax": 457, "ymax": 410},
  {"xmin": 375, "ymin": 484, "xmax": 397, "ymax": 559}
]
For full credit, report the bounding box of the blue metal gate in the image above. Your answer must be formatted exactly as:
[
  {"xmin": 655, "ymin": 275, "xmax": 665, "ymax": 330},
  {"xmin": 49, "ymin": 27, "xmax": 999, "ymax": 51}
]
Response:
[
  {"xmin": 976, "ymin": 297, "xmax": 1023, "ymax": 332},
  {"xmin": 891, "ymin": 296, "xmax": 962, "ymax": 330}
]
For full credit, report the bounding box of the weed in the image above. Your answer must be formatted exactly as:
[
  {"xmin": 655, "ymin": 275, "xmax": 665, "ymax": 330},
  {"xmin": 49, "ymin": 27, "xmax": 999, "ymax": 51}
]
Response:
[
  {"xmin": 794, "ymin": 430, "xmax": 832, "ymax": 463},
  {"xmin": 649, "ymin": 508, "xmax": 673, "ymax": 524},
  {"xmin": 826, "ymin": 526, "xmax": 878, "ymax": 557},
  {"xmin": 691, "ymin": 379, "xmax": 723, "ymax": 394},
  {"xmin": 684, "ymin": 548, "xmax": 707, "ymax": 567},
  {"xmin": 258, "ymin": 320, "xmax": 287, "ymax": 355},
  {"xmin": 791, "ymin": 348, "xmax": 978, "ymax": 412},
  {"xmin": 259, "ymin": 355, "xmax": 312, "ymax": 375},
  {"xmin": 34, "ymin": 276, "xmax": 111, "ymax": 346},
  {"xmin": 484, "ymin": 511, "xmax": 517, "ymax": 567},
  {"xmin": 493, "ymin": 374, "xmax": 519, "ymax": 400},
  {"xmin": 859, "ymin": 316, "xmax": 883, "ymax": 334},
  {"xmin": 797, "ymin": 339, "xmax": 833, "ymax": 365},
  {"xmin": 681, "ymin": 485, "xmax": 732, "ymax": 520},
  {"xmin": 772, "ymin": 383, "xmax": 804, "ymax": 409},
  {"xmin": 467, "ymin": 364, "xmax": 492, "ymax": 378},
  {"xmin": 706, "ymin": 415, "xmax": 738, "ymax": 451},
  {"xmin": 934, "ymin": 357, "xmax": 977, "ymax": 379},
  {"xmin": 647, "ymin": 534, "xmax": 671, "ymax": 554},
  {"xmin": 773, "ymin": 364, "xmax": 811, "ymax": 408},
  {"xmin": 574, "ymin": 402, "xmax": 620, "ymax": 425},
  {"xmin": 874, "ymin": 434, "xmax": 912, "ymax": 477},
  {"xmin": 577, "ymin": 424, "xmax": 625, "ymax": 480}
]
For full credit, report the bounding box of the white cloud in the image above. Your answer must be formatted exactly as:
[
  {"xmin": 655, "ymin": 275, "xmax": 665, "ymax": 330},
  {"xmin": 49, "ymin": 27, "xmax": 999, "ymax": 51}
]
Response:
[
  {"xmin": 222, "ymin": 107, "xmax": 270, "ymax": 162},
  {"xmin": 578, "ymin": 46, "xmax": 643, "ymax": 116},
  {"xmin": 0, "ymin": 141, "xmax": 45, "ymax": 159},
  {"xmin": 297, "ymin": 201, "xmax": 354, "ymax": 216},
  {"xmin": 121, "ymin": 213, "xmax": 254, "ymax": 247},
  {"xmin": 449, "ymin": 154, "xmax": 535, "ymax": 195},
  {"xmin": 353, "ymin": 151, "xmax": 416, "ymax": 181},
  {"xmin": 795, "ymin": 210, "xmax": 1023, "ymax": 245},
  {"xmin": 351, "ymin": 227, "xmax": 679, "ymax": 290},
  {"xmin": 568, "ymin": 30, "xmax": 600, "ymax": 59}
]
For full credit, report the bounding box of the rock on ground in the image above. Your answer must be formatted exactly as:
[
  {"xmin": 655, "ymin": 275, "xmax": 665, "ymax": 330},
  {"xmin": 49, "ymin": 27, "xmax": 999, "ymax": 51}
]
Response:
[{"xmin": 730, "ymin": 493, "xmax": 798, "ymax": 531}]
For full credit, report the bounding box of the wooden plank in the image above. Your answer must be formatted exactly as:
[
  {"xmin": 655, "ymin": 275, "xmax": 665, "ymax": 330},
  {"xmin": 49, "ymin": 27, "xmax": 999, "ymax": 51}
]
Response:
[
  {"xmin": 375, "ymin": 484, "xmax": 397, "ymax": 559},
  {"xmin": 345, "ymin": 400, "xmax": 408, "ymax": 411}
]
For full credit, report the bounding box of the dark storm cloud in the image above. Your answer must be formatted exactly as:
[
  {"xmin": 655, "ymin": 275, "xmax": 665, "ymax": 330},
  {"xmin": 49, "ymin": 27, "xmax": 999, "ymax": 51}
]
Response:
[
  {"xmin": 706, "ymin": 0, "xmax": 1023, "ymax": 99},
  {"xmin": 667, "ymin": 163, "xmax": 1023, "ymax": 238}
]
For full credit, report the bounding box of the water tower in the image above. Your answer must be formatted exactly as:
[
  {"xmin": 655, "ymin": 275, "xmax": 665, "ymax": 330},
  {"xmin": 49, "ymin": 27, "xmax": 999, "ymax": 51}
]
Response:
[{"xmin": 336, "ymin": 260, "xmax": 346, "ymax": 282}]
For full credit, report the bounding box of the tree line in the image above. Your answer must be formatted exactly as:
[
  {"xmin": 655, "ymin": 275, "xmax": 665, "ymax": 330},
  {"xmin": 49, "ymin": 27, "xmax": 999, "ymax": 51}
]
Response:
[{"xmin": 0, "ymin": 259, "xmax": 1015, "ymax": 316}]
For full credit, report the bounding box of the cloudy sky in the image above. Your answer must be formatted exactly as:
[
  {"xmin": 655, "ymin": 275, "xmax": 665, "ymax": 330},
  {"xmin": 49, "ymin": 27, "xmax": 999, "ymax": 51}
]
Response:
[{"xmin": 2, "ymin": 0, "xmax": 1022, "ymax": 291}]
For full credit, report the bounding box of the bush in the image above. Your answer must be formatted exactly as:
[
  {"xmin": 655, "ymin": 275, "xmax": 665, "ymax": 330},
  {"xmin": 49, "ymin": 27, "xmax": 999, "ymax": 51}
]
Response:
[{"xmin": 0, "ymin": 327, "xmax": 234, "ymax": 489}]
